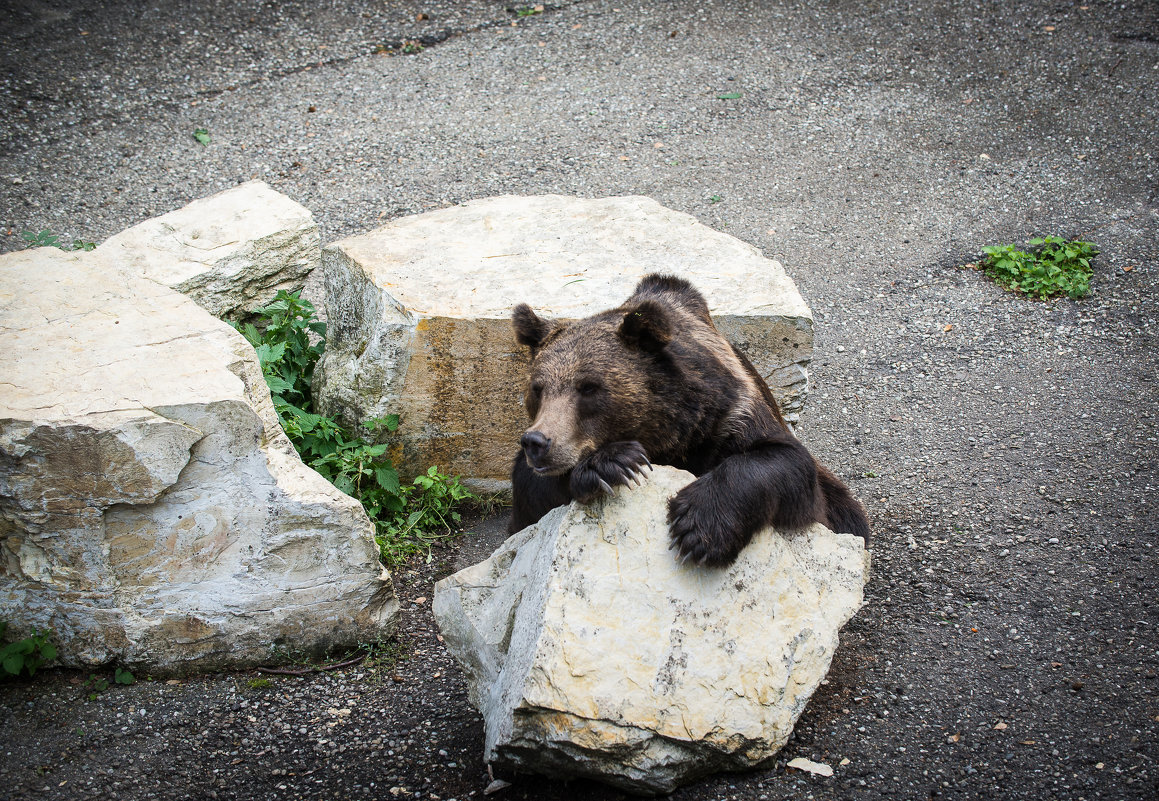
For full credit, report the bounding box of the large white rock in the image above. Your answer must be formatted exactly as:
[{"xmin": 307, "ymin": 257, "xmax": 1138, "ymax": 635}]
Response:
[
  {"xmin": 0, "ymin": 246, "xmax": 397, "ymax": 672},
  {"xmin": 315, "ymin": 195, "xmax": 813, "ymax": 490},
  {"xmin": 98, "ymin": 180, "xmax": 320, "ymax": 320},
  {"xmin": 433, "ymin": 465, "xmax": 869, "ymax": 795}
]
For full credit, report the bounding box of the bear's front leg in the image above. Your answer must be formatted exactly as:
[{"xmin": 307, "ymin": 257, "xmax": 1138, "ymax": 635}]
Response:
[
  {"xmin": 667, "ymin": 442, "xmax": 818, "ymax": 567},
  {"xmin": 569, "ymin": 440, "xmax": 652, "ymax": 503}
]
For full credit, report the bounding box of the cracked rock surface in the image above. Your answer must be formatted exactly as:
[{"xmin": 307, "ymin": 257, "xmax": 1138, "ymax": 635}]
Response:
[
  {"xmin": 0, "ymin": 246, "xmax": 397, "ymax": 672},
  {"xmin": 434, "ymin": 465, "xmax": 868, "ymax": 794},
  {"xmin": 97, "ymin": 180, "xmax": 320, "ymax": 321}
]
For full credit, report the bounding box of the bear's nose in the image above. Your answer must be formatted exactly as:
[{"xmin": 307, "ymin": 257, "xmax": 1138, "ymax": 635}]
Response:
[{"xmin": 520, "ymin": 430, "xmax": 551, "ymax": 463}]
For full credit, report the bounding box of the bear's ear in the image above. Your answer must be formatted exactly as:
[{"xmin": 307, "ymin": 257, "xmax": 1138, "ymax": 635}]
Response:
[
  {"xmin": 512, "ymin": 304, "xmax": 554, "ymax": 350},
  {"xmin": 619, "ymin": 299, "xmax": 673, "ymax": 353}
]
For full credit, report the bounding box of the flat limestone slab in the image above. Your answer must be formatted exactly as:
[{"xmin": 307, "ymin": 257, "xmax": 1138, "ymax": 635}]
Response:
[
  {"xmin": 433, "ymin": 465, "xmax": 868, "ymax": 795},
  {"xmin": 316, "ymin": 195, "xmax": 813, "ymax": 488},
  {"xmin": 0, "ymin": 246, "xmax": 396, "ymax": 672},
  {"xmin": 98, "ymin": 180, "xmax": 320, "ymax": 320}
]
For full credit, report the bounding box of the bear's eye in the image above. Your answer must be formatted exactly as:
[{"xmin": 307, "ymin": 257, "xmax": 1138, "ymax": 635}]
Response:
[
  {"xmin": 530, "ymin": 382, "xmax": 544, "ymax": 398},
  {"xmin": 576, "ymin": 380, "xmax": 602, "ymax": 397}
]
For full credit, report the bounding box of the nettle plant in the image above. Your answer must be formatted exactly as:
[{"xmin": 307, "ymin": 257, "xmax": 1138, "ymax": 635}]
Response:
[
  {"xmin": 1, "ymin": 623, "xmax": 57, "ymax": 678},
  {"xmin": 21, "ymin": 228, "xmax": 96, "ymax": 252},
  {"xmin": 978, "ymin": 236, "xmax": 1098, "ymax": 300},
  {"xmin": 236, "ymin": 291, "xmax": 474, "ymax": 565}
]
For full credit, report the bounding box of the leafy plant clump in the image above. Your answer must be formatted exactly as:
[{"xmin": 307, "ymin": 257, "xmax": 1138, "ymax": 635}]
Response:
[
  {"xmin": 1, "ymin": 623, "xmax": 57, "ymax": 678},
  {"xmin": 977, "ymin": 236, "xmax": 1098, "ymax": 300},
  {"xmin": 236, "ymin": 291, "xmax": 475, "ymax": 566},
  {"xmin": 21, "ymin": 228, "xmax": 96, "ymax": 252}
]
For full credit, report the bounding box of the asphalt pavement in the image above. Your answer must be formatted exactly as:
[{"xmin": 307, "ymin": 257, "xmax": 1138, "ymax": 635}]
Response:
[{"xmin": 1, "ymin": 1, "xmax": 1156, "ymax": 800}]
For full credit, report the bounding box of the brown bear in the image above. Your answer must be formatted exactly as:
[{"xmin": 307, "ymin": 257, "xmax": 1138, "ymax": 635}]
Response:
[{"xmin": 507, "ymin": 273, "xmax": 869, "ymax": 567}]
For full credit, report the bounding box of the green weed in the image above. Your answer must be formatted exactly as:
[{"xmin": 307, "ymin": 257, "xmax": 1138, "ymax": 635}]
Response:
[
  {"xmin": 236, "ymin": 291, "xmax": 475, "ymax": 566},
  {"xmin": 977, "ymin": 236, "xmax": 1098, "ymax": 300},
  {"xmin": 514, "ymin": 4, "xmax": 545, "ymax": 17},
  {"xmin": 377, "ymin": 466, "xmax": 475, "ymax": 567},
  {"xmin": 21, "ymin": 228, "xmax": 95, "ymax": 252},
  {"xmin": 193, "ymin": 127, "xmax": 211, "ymax": 146},
  {"xmin": 246, "ymin": 677, "xmax": 272, "ymax": 690},
  {"xmin": 84, "ymin": 674, "xmax": 109, "ymax": 699},
  {"xmin": 358, "ymin": 636, "xmax": 412, "ymax": 673},
  {"xmin": 1, "ymin": 623, "xmax": 56, "ymax": 678}
]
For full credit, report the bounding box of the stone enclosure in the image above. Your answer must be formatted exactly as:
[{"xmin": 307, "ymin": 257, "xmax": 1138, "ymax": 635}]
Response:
[{"xmin": 1, "ymin": 185, "xmax": 864, "ymax": 793}]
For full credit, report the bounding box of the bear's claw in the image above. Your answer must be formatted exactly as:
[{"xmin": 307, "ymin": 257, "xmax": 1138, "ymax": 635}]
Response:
[
  {"xmin": 667, "ymin": 478, "xmax": 746, "ymax": 568},
  {"xmin": 569, "ymin": 440, "xmax": 652, "ymax": 503}
]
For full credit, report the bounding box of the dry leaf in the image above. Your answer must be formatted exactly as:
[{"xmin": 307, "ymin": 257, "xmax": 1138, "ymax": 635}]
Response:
[
  {"xmin": 994, "ymin": 722, "xmax": 1008, "ymax": 730},
  {"xmin": 949, "ymin": 733, "xmax": 961, "ymax": 743},
  {"xmin": 787, "ymin": 757, "xmax": 833, "ymax": 777},
  {"xmin": 943, "ymin": 324, "xmax": 953, "ymax": 332}
]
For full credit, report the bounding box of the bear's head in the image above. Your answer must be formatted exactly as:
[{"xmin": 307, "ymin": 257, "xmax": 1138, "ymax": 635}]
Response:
[{"xmin": 511, "ymin": 299, "xmax": 675, "ymax": 476}]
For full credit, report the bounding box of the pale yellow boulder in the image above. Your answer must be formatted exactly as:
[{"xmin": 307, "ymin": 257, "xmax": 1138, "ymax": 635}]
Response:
[
  {"xmin": 433, "ymin": 465, "xmax": 868, "ymax": 794},
  {"xmin": 0, "ymin": 246, "xmax": 396, "ymax": 672},
  {"xmin": 98, "ymin": 180, "xmax": 319, "ymax": 320},
  {"xmin": 314, "ymin": 195, "xmax": 813, "ymax": 490}
]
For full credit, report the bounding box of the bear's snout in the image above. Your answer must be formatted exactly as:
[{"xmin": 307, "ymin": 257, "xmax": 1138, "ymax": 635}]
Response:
[{"xmin": 520, "ymin": 430, "xmax": 553, "ymax": 470}]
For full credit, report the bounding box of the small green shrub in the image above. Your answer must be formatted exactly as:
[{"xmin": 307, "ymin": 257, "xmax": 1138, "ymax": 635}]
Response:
[
  {"xmin": 1, "ymin": 623, "xmax": 57, "ymax": 678},
  {"xmin": 359, "ymin": 636, "xmax": 412, "ymax": 673},
  {"xmin": 21, "ymin": 228, "xmax": 96, "ymax": 252},
  {"xmin": 978, "ymin": 236, "xmax": 1098, "ymax": 300},
  {"xmin": 377, "ymin": 466, "xmax": 475, "ymax": 566},
  {"xmin": 237, "ymin": 291, "xmax": 326, "ymax": 416},
  {"xmin": 84, "ymin": 674, "xmax": 109, "ymax": 699},
  {"xmin": 236, "ymin": 291, "xmax": 475, "ymax": 566}
]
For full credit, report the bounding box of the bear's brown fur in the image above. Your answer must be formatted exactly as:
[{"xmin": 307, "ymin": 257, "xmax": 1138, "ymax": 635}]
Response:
[{"xmin": 509, "ymin": 274, "xmax": 869, "ymax": 566}]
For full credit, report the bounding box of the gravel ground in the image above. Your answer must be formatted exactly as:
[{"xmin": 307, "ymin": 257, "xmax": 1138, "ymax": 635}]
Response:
[{"xmin": 2, "ymin": 1, "xmax": 1157, "ymax": 799}]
